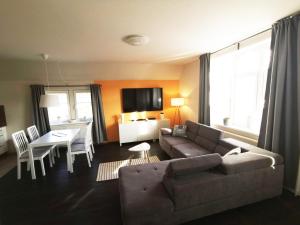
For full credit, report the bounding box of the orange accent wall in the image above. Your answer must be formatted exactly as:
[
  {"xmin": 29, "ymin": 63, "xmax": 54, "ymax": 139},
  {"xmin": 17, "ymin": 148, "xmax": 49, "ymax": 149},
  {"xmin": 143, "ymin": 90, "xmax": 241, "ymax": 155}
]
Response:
[{"xmin": 95, "ymin": 80, "xmax": 179, "ymax": 142}]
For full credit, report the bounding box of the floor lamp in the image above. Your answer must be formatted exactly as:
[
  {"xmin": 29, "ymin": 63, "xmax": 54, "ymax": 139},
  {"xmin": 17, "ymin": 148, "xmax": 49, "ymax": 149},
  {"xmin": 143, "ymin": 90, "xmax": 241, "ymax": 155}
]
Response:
[{"xmin": 171, "ymin": 98, "xmax": 184, "ymax": 125}]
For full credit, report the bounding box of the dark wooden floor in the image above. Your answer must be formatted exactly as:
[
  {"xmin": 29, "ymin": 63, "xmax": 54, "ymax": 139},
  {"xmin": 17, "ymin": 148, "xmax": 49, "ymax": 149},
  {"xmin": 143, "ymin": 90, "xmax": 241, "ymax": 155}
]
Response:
[{"xmin": 0, "ymin": 142, "xmax": 300, "ymax": 225}]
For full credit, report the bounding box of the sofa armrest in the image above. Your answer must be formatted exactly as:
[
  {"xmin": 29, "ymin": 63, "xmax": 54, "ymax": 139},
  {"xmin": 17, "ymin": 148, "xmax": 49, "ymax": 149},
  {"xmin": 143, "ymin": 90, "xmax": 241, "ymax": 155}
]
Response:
[
  {"xmin": 222, "ymin": 138, "xmax": 284, "ymax": 165},
  {"xmin": 219, "ymin": 152, "xmax": 276, "ymax": 174},
  {"xmin": 160, "ymin": 128, "xmax": 173, "ymax": 136}
]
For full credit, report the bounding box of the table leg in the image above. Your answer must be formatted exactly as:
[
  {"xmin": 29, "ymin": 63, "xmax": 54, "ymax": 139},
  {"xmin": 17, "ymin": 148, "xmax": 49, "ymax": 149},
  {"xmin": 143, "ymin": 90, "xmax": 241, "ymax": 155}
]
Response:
[
  {"xmin": 29, "ymin": 146, "xmax": 36, "ymax": 180},
  {"xmin": 67, "ymin": 142, "xmax": 73, "ymax": 173}
]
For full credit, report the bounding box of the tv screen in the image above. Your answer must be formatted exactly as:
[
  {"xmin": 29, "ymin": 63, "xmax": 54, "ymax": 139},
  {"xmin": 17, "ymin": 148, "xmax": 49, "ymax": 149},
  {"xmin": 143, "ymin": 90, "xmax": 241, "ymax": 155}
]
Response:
[{"xmin": 122, "ymin": 88, "xmax": 163, "ymax": 112}]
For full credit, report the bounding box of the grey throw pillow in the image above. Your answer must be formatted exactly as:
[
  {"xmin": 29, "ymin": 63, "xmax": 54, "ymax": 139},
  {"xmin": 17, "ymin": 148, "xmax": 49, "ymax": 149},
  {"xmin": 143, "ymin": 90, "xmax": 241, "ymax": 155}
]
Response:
[{"xmin": 172, "ymin": 125, "xmax": 187, "ymax": 137}]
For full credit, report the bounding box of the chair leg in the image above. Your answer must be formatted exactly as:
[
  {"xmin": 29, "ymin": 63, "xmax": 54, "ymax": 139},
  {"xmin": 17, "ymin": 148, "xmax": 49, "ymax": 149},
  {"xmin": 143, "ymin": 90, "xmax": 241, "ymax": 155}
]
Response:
[
  {"xmin": 56, "ymin": 147, "xmax": 60, "ymax": 158},
  {"xmin": 49, "ymin": 154, "xmax": 53, "ymax": 167},
  {"xmin": 86, "ymin": 152, "xmax": 91, "ymax": 167},
  {"xmin": 88, "ymin": 148, "xmax": 93, "ymax": 161},
  {"xmin": 91, "ymin": 144, "xmax": 95, "ymax": 154},
  {"xmin": 40, "ymin": 159, "xmax": 46, "ymax": 176},
  {"xmin": 17, "ymin": 160, "xmax": 21, "ymax": 180},
  {"xmin": 27, "ymin": 161, "xmax": 31, "ymax": 171},
  {"xmin": 51, "ymin": 149, "xmax": 55, "ymax": 164}
]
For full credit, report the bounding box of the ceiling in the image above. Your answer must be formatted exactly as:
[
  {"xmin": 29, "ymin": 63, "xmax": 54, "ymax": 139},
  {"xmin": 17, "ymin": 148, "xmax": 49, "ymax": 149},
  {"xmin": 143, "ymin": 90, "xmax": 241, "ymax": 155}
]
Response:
[{"xmin": 0, "ymin": 0, "xmax": 299, "ymax": 64}]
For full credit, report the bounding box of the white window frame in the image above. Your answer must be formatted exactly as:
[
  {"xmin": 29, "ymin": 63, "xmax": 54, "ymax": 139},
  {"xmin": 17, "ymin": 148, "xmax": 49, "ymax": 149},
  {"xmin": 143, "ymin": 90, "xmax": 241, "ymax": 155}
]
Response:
[
  {"xmin": 45, "ymin": 86, "xmax": 92, "ymax": 124},
  {"xmin": 210, "ymin": 30, "xmax": 271, "ymax": 140}
]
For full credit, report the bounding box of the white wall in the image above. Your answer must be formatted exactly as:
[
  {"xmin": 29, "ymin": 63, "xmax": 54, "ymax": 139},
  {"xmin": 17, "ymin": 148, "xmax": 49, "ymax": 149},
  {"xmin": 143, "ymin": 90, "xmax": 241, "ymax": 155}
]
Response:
[
  {"xmin": 0, "ymin": 82, "xmax": 32, "ymax": 152},
  {"xmin": 179, "ymin": 60, "xmax": 200, "ymax": 123},
  {"xmin": 0, "ymin": 59, "xmax": 183, "ymax": 153},
  {"xmin": 0, "ymin": 59, "xmax": 183, "ymax": 81}
]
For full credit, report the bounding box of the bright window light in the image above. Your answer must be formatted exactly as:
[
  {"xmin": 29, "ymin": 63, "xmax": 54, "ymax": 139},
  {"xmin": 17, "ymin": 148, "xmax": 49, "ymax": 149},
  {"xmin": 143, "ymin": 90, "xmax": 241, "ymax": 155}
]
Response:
[
  {"xmin": 46, "ymin": 88, "xmax": 93, "ymax": 125},
  {"xmin": 210, "ymin": 38, "xmax": 271, "ymax": 134},
  {"xmin": 47, "ymin": 92, "xmax": 70, "ymax": 123},
  {"xmin": 75, "ymin": 92, "xmax": 93, "ymax": 120}
]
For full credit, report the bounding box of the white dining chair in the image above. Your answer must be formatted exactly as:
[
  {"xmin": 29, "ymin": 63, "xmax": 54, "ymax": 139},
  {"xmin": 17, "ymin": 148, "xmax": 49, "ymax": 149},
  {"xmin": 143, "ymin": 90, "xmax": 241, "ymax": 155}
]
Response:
[
  {"xmin": 69, "ymin": 122, "xmax": 93, "ymax": 169},
  {"xmin": 73, "ymin": 121, "xmax": 95, "ymax": 155},
  {"xmin": 27, "ymin": 125, "xmax": 58, "ymax": 162},
  {"xmin": 12, "ymin": 130, "xmax": 53, "ymax": 179}
]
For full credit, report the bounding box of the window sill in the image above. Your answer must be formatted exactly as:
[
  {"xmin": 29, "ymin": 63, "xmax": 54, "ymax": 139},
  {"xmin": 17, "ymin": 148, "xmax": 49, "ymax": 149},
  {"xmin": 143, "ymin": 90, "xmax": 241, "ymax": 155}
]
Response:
[
  {"xmin": 50, "ymin": 120, "xmax": 91, "ymax": 126},
  {"xmin": 213, "ymin": 124, "xmax": 258, "ymax": 146}
]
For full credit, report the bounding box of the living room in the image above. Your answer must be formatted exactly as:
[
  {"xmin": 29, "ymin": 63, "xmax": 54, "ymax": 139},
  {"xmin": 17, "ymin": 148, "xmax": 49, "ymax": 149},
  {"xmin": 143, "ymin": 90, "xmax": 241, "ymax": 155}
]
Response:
[{"xmin": 0, "ymin": 1, "xmax": 300, "ymax": 225}]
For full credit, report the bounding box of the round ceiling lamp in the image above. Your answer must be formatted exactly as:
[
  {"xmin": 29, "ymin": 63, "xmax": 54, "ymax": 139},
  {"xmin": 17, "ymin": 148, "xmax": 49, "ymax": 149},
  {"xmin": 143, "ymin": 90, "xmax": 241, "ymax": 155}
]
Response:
[{"xmin": 122, "ymin": 35, "xmax": 149, "ymax": 46}]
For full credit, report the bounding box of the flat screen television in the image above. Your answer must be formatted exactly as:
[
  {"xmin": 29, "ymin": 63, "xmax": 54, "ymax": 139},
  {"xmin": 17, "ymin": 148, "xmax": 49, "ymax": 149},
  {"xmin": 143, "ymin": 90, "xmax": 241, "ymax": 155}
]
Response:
[{"xmin": 122, "ymin": 88, "xmax": 163, "ymax": 112}]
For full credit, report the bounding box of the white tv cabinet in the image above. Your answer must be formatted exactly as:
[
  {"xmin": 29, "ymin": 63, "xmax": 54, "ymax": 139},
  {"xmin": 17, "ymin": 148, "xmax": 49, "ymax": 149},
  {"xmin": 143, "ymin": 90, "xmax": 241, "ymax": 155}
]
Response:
[{"xmin": 118, "ymin": 119, "xmax": 170, "ymax": 146}]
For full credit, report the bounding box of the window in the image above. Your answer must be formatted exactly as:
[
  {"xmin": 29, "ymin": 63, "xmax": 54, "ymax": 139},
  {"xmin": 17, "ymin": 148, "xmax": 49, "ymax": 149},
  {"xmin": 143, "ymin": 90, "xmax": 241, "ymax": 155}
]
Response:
[
  {"xmin": 75, "ymin": 92, "xmax": 93, "ymax": 120},
  {"xmin": 210, "ymin": 35, "xmax": 271, "ymax": 134},
  {"xmin": 46, "ymin": 87, "xmax": 93, "ymax": 125},
  {"xmin": 47, "ymin": 91, "xmax": 70, "ymax": 123}
]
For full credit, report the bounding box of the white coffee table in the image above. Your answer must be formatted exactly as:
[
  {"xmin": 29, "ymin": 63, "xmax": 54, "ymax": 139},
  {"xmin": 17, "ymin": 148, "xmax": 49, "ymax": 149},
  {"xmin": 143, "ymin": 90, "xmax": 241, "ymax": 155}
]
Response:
[{"xmin": 128, "ymin": 142, "xmax": 151, "ymax": 165}]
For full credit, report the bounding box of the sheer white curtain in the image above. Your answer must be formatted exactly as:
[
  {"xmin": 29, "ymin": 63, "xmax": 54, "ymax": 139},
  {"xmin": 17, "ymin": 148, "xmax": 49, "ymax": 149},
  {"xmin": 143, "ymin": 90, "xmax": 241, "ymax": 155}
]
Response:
[{"xmin": 210, "ymin": 37, "xmax": 271, "ymax": 134}]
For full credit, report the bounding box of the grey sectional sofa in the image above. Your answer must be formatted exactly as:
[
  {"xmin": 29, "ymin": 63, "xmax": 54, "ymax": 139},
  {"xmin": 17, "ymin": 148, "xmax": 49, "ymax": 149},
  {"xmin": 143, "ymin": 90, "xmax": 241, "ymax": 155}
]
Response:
[{"xmin": 119, "ymin": 120, "xmax": 284, "ymax": 225}]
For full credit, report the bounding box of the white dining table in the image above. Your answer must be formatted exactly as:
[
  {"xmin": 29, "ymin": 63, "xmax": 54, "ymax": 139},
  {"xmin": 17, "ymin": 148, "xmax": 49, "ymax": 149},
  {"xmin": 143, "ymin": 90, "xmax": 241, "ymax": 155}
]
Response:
[{"xmin": 29, "ymin": 129, "xmax": 80, "ymax": 179}]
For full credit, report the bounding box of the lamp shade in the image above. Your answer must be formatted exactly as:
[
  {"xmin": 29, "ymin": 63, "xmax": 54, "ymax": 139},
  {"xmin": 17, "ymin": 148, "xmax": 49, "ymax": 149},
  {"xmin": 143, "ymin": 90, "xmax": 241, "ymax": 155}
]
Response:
[
  {"xmin": 0, "ymin": 105, "xmax": 7, "ymax": 127},
  {"xmin": 171, "ymin": 98, "xmax": 184, "ymax": 107},
  {"xmin": 39, "ymin": 94, "xmax": 60, "ymax": 108}
]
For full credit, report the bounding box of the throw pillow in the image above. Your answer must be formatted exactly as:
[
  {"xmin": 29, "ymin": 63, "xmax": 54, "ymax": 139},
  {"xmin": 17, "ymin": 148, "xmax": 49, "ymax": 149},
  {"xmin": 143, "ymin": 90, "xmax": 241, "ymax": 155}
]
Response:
[
  {"xmin": 223, "ymin": 147, "xmax": 241, "ymax": 157},
  {"xmin": 172, "ymin": 125, "xmax": 187, "ymax": 137},
  {"xmin": 161, "ymin": 128, "xmax": 172, "ymax": 135}
]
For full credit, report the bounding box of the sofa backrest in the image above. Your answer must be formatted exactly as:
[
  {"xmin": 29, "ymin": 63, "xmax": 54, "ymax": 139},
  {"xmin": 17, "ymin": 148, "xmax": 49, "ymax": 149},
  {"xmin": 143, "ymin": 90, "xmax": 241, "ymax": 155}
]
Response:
[
  {"xmin": 194, "ymin": 125, "xmax": 222, "ymax": 151},
  {"xmin": 185, "ymin": 120, "xmax": 199, "ymax": 140},
  {"xmin": 185, "ymin": 120, "xmax": 222, "ymax": 151}
]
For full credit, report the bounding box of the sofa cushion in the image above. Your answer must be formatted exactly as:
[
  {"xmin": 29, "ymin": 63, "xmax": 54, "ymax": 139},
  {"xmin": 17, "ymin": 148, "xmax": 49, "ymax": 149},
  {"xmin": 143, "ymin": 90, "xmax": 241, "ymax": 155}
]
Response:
[
  {"xmin": 219, "ymin": 152, "xmax": 275, "ymax": 175},
  {"xmin": 172, "ymin": 142, "xmax": 212, "ymax": 158},
  {"xmin": 162, "ymin": 136, "xmax": 191, "ymax": 146},
  {"xmin": 194, "ymin": 136, "xmax": 217, "ymax": 152},
  {"xmin": 119, "ymin": 161, "xmax": 174, "ymax": 225},
  {"xmin": 165, "ymin": 154, "xmax": 222, "ymax": 178},
  {"xmin": 194, "ymin": 125, "xmax": 222, "ymax": 151},
  {"xmin": 185, "ymin": 120, "xmax": 199, "ymax": 140}
]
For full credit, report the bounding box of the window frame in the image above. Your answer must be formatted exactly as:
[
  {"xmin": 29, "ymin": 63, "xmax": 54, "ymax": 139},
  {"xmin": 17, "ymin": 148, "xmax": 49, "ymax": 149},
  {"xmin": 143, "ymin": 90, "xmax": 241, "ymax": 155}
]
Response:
[
  {"xmin": 45, "ymin": 86, "xmax": 92, "ymax": 125},
  {"xmin": 209, "ymin": 31, "xmax": 271, "ymax": 136}
]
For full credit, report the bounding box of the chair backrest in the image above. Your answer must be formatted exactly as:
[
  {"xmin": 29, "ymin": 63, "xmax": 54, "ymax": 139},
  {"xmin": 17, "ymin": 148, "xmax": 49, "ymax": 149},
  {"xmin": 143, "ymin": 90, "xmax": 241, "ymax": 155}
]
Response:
[
  {"xmin": 85, "ymin": 122, "xmax": 93, "ymax": 147},
  {"xmin": 12, "ymin": 130, "xmax": 29, "ymax": 157},
  {"xmin": 27, "ymin": 125, "xmax": 40, "ymax": 142}
]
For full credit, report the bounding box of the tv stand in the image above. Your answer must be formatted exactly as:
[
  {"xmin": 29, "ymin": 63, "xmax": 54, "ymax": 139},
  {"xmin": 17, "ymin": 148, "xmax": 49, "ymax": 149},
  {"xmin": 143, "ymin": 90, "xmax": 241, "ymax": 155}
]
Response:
[{"xmin": 118, "ymin": 119, "xmax": 170, "ymax": 146}]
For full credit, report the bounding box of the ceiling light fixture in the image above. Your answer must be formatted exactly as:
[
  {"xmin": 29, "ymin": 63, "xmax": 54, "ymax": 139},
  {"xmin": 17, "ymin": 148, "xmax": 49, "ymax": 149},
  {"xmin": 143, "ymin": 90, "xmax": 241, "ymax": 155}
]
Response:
[{"xmin": 122, "ymin": 35, "xmax": 149, "ymax": 46}]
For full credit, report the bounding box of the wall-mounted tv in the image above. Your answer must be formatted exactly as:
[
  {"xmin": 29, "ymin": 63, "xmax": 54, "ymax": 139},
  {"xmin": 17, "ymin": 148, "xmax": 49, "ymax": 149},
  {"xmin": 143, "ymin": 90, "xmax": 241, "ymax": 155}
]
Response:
[{"xmin": 122, "ymin": 88, "xmax": 163, "ymax": 112}]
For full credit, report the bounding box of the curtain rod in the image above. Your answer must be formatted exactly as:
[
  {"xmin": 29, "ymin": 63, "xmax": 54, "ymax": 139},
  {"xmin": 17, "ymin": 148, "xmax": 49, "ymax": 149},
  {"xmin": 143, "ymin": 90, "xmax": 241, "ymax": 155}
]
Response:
[
  {"xmin": 211, "ymin": 11, "xmax": 300, "ymax": 55},
  {"xmin": 211, "ymin": 27, "xmax": 271, "ymax": 55}
]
